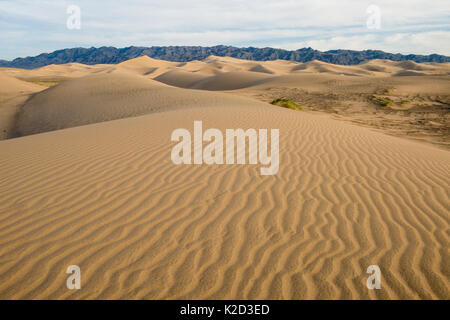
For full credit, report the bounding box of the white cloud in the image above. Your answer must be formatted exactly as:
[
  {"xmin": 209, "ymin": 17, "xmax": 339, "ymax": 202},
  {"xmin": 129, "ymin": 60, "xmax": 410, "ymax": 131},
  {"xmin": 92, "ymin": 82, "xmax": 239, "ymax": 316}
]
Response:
[{"xmin": 289, "ymin": 31, "xmax": 450, "ymax": 55}]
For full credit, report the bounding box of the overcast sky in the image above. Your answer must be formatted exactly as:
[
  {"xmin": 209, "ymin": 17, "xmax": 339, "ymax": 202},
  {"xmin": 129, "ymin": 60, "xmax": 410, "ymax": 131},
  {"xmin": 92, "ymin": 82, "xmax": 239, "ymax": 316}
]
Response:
[{"xmin": 1, "ymin": 0, "xmax": 449, "ymax": 60}]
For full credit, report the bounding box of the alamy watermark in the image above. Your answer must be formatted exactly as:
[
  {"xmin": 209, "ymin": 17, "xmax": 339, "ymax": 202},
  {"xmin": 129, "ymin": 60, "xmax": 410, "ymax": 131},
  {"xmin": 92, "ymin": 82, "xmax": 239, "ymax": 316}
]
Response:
[
  {"xmin": 366, "ymin": 4, "xmax": 381, "ymax": 30},
  {"xmin": 66, "ymin": 265, "xmax": 81, "ymax": 289},
  {"xmin": 171, "ymin": 121, "xmax": 279, "ymax": 175},
  {"xmin": 366, "ymin": 265, "xmax": 381, "ymax": 289},
  {"xmin": 66, "ymin": 5, "xmax": 81, "ymax": 30}
]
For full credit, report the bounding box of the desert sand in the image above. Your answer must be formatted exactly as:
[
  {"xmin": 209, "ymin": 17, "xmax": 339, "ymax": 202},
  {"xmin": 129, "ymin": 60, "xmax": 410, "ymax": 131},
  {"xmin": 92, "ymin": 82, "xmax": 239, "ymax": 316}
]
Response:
[
  {"xmin": 0, "ymin": 56, "xmax": 448, "ymax": 299},
  {"xmin": 2, "ymin": 56, "xmax": 449, "ymax": 147}
]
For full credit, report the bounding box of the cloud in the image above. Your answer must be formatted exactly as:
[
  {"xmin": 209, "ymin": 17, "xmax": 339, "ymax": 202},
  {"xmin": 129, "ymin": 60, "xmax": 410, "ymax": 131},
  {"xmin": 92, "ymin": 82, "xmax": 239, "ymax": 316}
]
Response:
[
  {"xmin": 288, "ymin": 31, "xmax": 450, "ymax": 55},
  {"xmin": 0, "ymin": 0, "xmax": 449, "ymax": 59}
]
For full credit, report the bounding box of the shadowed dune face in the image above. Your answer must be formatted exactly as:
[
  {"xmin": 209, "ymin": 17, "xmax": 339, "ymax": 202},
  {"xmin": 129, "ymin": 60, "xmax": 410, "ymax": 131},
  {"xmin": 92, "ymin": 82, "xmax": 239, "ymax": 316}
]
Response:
[
  {"xmin": 155, "ymin": 70, "xmax": 275, "ymax": 90},
  {"xmin": 190, "ymin": 71, "xmax": 275, "ymax": 91},
  {"xmin": 0, "ymin": 56, "xmax": 449, "ymax": 300},
  {"xmin": 248, "ymin": 64, "xmax": 275, "ymax": 74},
  {"xmin": 13, "ymin": 72, "xmax": 270, "ymax": 137},
  {"xmin": 0, "ymin": 73, "xmax": 47, "ymax": 140},
  {"xmin": 153, "ymin": 69, "xmax": 212, "ymax": 88}
]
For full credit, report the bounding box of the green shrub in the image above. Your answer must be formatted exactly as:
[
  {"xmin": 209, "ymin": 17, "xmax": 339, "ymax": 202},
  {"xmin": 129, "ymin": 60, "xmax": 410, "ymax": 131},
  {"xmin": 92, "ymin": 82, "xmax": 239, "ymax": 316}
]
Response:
[
  {"xmin": 270, "ymin": 98, "xmax": 303, "ymax": 111},
  {"xmin": 369, "ymin": 95, "xmax": 393, "ymax": 107}
]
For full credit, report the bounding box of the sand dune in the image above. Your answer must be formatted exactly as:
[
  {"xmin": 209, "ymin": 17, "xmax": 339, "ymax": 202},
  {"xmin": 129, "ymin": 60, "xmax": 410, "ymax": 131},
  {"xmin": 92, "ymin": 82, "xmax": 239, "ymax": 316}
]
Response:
[
  {"xmin": 175, "ymin": 60, "xmax": 223, "ymax": 75},
  {"xmin": 115, "ymin": 56, "xmax": 177, "ymax": 77},
  {"xmin": 290, "ymin": 60, "xmax": 371, "ymax": 76},
  {"xmin": 361, "ymin": 60, "xmax": 450, "ymax": 76},
  {"xmin": 2, "ymin": 54, "xmax": 449, "ymax": 146},
  {"xmin": 0, "ymin": 63, "xmax": 113, "ymax": 85},
  {"xmin": 14, "ymin": 72, "xmax": 269, "ymax": 137},
  {"xmin": 0, "ymin": 73, "xmax": 45, "ymax": 95},
  {"xmin": 190, "ymin": 71, "xmax": 274, "ymax": 91},
  {"xmin": 0, "ymin": 56, "xmax": 449, "ymax": 299},
  {"xmin": 0, "ymin": 104, "xmax": 449, "ymax": 299},
  {"xmin": 0, "ymin": 73, "xmax": 47, "ymax": 140},
  {"xmin": 394, "ymin": 70, "xmax": 426, "ymax": 77},
  {"xmin": 155, "ymin": 69, "xmax": 275, "ymax": 90},
  {"xmin": 247, "ymin": 64, "xmax": 275, "ymax": 74},
  {"xmin": 154, "ymin": 69, "xmax": 212, "ymax": 88}
]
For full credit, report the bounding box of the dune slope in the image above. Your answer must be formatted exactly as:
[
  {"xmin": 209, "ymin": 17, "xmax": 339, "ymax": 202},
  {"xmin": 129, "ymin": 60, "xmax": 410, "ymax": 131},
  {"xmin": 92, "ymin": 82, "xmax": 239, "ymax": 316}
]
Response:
[
  {"xmin": 0, "ymin": 104, "xmax": 448, "ymax": 299},
  {"xmin": 13, "ymin": 72, "xmax": 270, "ymax": 137}
]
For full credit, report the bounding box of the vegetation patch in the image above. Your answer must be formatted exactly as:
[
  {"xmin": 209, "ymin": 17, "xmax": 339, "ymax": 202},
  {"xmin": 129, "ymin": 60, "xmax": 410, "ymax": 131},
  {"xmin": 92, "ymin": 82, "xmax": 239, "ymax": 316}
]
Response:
[
  {"xmin": 369, "ymin": 95, "xmax": 393, "ymax": 107},
  {"xmin": 270, "ymin": 98, "xmax": 303, "ymax": 111},
  {"xmin": 399, "ymin": 100, "xmax": 410, "ymax": 106}
]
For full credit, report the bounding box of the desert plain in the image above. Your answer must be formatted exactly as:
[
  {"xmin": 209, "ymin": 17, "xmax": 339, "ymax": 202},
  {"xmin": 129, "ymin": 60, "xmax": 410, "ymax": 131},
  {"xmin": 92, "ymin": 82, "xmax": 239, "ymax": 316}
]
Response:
[{"xmin": 0, "ymin": 56, "xmax": 448, "ymax": 299}]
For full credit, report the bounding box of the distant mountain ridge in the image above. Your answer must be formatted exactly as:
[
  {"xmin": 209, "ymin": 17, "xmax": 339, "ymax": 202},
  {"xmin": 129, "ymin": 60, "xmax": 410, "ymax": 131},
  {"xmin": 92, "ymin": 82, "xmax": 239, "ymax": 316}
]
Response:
[{"xmin": 1, "ymin": 45, "xmax": 449, "ymax": 69}]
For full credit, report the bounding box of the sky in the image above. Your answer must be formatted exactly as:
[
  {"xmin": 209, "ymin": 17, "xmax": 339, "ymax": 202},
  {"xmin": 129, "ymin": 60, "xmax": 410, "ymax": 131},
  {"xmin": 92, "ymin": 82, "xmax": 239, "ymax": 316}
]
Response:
[{"xmin": 0, "ymin": 0, "xmax": 449, "ymax": 60}]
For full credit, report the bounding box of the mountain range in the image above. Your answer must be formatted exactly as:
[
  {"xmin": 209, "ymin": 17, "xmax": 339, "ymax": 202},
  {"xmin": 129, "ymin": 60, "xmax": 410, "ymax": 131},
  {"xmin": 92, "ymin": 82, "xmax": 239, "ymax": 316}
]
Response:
[{"xmin": 1, "ymin": 45, "xmax": 449, "ymax": 69}]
